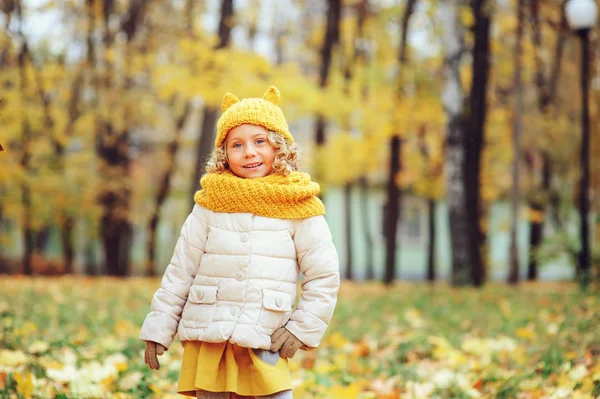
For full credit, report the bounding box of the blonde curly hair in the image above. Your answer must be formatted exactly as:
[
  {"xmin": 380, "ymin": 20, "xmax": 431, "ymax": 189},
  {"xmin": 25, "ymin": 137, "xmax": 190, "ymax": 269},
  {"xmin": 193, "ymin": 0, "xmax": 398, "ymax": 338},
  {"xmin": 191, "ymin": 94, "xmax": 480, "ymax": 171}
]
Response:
[{"xmin": 205, "ymin": 130, "xmax": 301, "ymax": 176}]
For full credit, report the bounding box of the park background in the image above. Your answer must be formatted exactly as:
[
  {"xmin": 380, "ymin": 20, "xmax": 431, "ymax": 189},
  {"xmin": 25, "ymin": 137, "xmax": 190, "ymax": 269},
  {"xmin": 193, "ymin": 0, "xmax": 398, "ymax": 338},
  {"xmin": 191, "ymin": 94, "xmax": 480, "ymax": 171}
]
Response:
[{"xmin": 1, "ymin": 0, "xmax": 600, "ymax": 398}]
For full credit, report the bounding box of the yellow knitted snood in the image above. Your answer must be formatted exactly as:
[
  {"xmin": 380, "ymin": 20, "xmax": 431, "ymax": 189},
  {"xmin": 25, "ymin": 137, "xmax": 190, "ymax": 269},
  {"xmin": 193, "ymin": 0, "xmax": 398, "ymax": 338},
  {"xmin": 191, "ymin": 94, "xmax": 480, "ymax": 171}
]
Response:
[{"xmin": 194, "ymin": 171, "xmax": 325, "ymax": 219}]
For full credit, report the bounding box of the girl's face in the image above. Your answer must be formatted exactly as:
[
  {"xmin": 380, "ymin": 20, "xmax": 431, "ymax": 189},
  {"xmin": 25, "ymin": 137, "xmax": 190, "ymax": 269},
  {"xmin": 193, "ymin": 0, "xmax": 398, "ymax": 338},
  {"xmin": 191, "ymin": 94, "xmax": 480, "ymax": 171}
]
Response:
[{"xmin": 225, "ymin": 124, "xmax": 276, "ymax": 178}]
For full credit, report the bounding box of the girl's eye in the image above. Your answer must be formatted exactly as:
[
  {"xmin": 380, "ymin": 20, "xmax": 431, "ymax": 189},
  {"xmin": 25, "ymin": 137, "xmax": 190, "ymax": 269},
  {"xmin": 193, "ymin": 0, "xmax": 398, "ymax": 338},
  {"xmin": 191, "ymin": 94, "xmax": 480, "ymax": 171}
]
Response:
[
  {"xmin": 256, "ymin": 139, "xmax": 265, "ymax": 145},
  {"xmin": 232, "ymin": 143, "xmax": 242, "ymax": 149}
]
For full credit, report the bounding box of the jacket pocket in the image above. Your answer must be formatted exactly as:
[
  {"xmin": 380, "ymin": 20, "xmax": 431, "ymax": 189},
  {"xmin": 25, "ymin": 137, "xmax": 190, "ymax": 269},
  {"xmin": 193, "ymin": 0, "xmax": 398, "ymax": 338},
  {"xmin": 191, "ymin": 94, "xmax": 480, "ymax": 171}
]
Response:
[
  {"xmin": 188, "ymin": 285, "xmax": 217, "ymax": 304},
  {"xmin": 182, "ymin": 285, "xmax": 218, "ymax": 327},
  {"xmin": 259, "ymin": 289, "xmax": 292, "ymax": 330}
]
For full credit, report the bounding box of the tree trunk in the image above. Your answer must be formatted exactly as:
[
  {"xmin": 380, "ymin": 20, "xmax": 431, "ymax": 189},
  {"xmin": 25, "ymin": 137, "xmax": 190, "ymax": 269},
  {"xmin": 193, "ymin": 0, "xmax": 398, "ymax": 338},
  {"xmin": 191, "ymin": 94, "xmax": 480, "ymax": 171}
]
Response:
[
  {"xmin": 508, "ymin": 0, "xmax": 525, "ymax": 285},
  {"xmin": 344, "ymin": 183, "xmax": 354, "ymax": 280},
  {"xmin": 147, "ymin": 103, "xmax": 191, "ymax": 276},
  {"xmin": 191, "ymin": 107, "xmax": 219, "ymax": 197},
  {"xmin": 96, "ymin": 0, "xmax": 149, "ymax": 276},
  {"xmin": 190, "ymin": 0, "xmax": 234, "ymax": 199},
  {"xmin": 27, "ymin": 55, "xmax": 81, "ymax": 274},
  {"xmin": 463, "ymin": 0, "xmax": 491, "ymax": 287},
  {"xmin": 527, "ymin": 152, "xmax": 551, "ymax": 280},
  {"xmin": 0, "ymin": 187, "xmax": 5, "ymax": 273},
  {"xmin": 84, "ymin": 225, "xmax": 98, "ymax": 276},
  {"xmin": 0, "ymin": 20, "xmax": 9, "ymax": 273},
  {"xmin": 340, "ymin": 0, "xmax": 370, "ymax": 281},
  {"xmin": 526, "ymin": 0, "xmax": 567, "ymax": 280},
  {"xmin": 147, "ymin": 214, "xmax": 159, "ymax": 277},
  {"xmin": 60, "ymin": 218, "xmax": 76, "ymax": 274},
  {"xmin": 383, "ymin": 0, "xmax": 417, "ymax": 285},
  {"xmin": 313, "ymin": 0, "xmax": 341, "ymax": 196},
  {"xmin": 21, "ymin": 187, "xmax": 34, "ymax": 275},
  {"xmin": 439, "ymin": 0, "xmax": 471, "ymax": 286},
  {"xmin": 354, "ymin": 0, "xmax": 372, "ymax": 280},
  {"xmin": 57, "ymin": 71, "xmax": 83, "ymax": 275},
  {"xmin": 417, "ymin": 125, "xmax": 438, "ymax": 283},
  {"xmin": 527, "ymin": 203, "xmax": 542, "ymax": 281},
  {"xmin": 34, "ymin": 228, "xmax": 51, "ymax": 255},
  {"xmin": 576, "ymin": 29, "xmax": 591, "ymax": 289},
  {"xmin": 272, "ymin": 1, "xmax": 287, "ymax": 65},
  {"xmin": 384, "ymin": 135, "xmax": 401, "ymax": 285},
  {"xmin": 16, "ymin": 2, "xmax": 34, "ymax": 275},
  {"xmin": 427, "ymin": 199, "xmax": 436, "ymax": 282},
  {"xmin": 97, "ymin": 120, "xmax": 133, "ymax": 276},
  {"xmin": 359, "ymin": 176, "xmax": 375, "ymax": 280}
]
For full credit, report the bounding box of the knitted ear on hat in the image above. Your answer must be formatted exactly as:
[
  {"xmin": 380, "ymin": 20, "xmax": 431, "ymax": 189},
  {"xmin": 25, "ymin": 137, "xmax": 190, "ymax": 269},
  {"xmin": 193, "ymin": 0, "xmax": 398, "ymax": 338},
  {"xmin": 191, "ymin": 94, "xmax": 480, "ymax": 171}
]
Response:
[
  {"xmin": 222, "ymin": 92, "xmax": 240, "ymax": 111},
  {"xmin": 263, "ymin": 86, "xmax": 281, "ymax": 105}
]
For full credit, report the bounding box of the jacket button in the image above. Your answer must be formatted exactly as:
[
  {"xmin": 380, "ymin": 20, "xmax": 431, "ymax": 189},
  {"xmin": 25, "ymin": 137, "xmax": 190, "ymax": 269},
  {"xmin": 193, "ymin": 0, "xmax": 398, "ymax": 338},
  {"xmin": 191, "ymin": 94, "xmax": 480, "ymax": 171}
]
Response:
[
  {"xmin": 235, "ymin": 271, "xmax": 246, "ymax": 281},
  {"xmin": 275, "ymin": 298, "xmax": 282, "ymax": 307},
  {"xmin": 240, "ymin": 233, "xmax": 250, "ymax": 242},
  {"xmin": 198, "ymin": 291, "xmax": 204, "ymax": 300}
]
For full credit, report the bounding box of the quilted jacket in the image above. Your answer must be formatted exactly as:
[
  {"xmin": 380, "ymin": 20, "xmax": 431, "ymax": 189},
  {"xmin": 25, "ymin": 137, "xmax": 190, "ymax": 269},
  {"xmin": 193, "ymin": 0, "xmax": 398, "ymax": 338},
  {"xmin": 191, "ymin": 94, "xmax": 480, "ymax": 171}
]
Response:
[{"xmin": 139, "ymin": 204, "xmax": 340, "ymax": 351}]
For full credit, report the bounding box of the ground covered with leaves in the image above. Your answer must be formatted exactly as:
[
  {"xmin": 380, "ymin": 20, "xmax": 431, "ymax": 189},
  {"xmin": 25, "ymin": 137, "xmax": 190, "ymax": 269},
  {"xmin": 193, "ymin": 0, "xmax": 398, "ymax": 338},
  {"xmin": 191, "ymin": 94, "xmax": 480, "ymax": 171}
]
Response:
[{"xmin": 0, "ymin": 277, "xmax": 599, "ymax": 398}]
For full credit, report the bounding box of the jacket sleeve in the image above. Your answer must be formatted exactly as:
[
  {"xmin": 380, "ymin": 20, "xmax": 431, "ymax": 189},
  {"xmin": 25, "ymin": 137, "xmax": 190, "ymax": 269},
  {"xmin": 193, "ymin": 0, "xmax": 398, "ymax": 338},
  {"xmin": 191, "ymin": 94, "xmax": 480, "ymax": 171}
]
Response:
[
  {"xmin": 286, "ymin": 215, "xmax": 340, "ymax": 349},
  {"xmin": 139, "ymin": 204, "xmax": 209, "ymax": 350}
]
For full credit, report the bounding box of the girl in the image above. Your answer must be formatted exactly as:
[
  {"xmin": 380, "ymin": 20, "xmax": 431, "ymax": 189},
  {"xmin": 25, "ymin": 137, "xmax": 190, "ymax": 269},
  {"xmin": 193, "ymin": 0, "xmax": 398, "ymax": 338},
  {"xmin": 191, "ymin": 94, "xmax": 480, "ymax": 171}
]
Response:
[{"xmin": 139, "ymin": 86, "xmax": 340, "ymax": 399}]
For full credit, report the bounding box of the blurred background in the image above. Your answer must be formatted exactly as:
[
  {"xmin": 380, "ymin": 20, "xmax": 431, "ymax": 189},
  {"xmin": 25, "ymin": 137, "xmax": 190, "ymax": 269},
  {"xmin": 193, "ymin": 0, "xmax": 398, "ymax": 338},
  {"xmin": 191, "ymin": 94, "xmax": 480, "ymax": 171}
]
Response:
[
  {"xmin": 1, "ymin": 1, "xmax": 600, "ymax": 397},
  {"xmin": 1, "ymin": 0, "xmax": 598, "ymax": 286}
]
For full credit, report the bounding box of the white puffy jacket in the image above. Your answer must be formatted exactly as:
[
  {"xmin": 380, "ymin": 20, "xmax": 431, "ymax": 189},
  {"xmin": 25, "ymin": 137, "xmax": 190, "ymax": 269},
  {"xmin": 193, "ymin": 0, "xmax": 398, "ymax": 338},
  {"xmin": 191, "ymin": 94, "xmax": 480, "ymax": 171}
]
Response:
[{"xmin": 139, "ymin": 204, "xmax": 340, "ymax": 351}]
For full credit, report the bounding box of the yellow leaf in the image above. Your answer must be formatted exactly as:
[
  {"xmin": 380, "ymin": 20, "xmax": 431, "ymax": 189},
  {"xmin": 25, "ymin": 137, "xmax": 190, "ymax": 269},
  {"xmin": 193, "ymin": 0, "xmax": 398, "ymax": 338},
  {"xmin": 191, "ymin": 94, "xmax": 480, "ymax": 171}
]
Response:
[
  {"xmin": 327, "ymin": 332, "xmax": 350, "ymax": 350},
  {"xmin": 100, "ymin": 375, "xmax": 116, "ymax": 390},
  {"xmin": 14, "ymin": 371, "xmax": 34, "ymax": 399},
  {"xmin": 332, "ymin": 353, "xmax": 349, "ymax": 369},
  {"xmin": 404, "ymin": 308, "xmax": 427, "ymax": 328},
  {"xmin": 0, "ymin": 349, "xmax": 29, "ymax": 367},
  {"xmin": 528, "ymin": 208, "xmax": 544, "ymax": 223},
  {"xmin": 515, "ymin": 327, "xmax": 536, "ymax": 341},
  {"xmin": 328, "ymin": 382, "xmax": 363, "ymax": 399},
  {"xmin": 27, "ymin": 341, "xmax": 49, "ymax": 354},
  {"xmin": 149, "ymin": 383, "xmax": 162, "ymax": 394},
  {"xmin": 314, "ymin": 359, "xmax": 335, "ymax": 374},
  {"xmin": 499, "ymin": 298, "xmax": 512, "ymax": 317}
]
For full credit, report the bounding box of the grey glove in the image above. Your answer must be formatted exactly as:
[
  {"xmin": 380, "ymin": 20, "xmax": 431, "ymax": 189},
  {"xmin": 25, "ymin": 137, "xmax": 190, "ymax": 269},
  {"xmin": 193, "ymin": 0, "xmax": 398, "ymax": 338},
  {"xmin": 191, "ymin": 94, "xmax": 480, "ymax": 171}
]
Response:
[
  {"xmin": 270, "ymin": 327, "xmax": 304, "ymax": 359},
  {"xmin": 144, "ymin": 341, "xmax": 166, "ymax": 370}
]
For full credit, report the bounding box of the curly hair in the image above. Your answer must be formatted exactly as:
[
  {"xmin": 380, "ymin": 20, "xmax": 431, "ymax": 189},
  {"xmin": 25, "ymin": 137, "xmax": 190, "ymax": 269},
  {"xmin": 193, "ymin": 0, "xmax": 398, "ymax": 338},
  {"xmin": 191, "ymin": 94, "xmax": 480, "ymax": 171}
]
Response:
[{"xmin": 205, "ymin": 130, "xmax": 301, "ymax": 176}]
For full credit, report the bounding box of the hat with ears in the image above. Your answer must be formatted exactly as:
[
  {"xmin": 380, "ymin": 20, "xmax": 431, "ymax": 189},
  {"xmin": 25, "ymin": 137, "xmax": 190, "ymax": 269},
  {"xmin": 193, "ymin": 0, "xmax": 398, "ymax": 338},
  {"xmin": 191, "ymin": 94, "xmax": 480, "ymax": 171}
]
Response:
[{"xmin": 215, "ymin": 86, "xmax": 294, "ymax": 148}]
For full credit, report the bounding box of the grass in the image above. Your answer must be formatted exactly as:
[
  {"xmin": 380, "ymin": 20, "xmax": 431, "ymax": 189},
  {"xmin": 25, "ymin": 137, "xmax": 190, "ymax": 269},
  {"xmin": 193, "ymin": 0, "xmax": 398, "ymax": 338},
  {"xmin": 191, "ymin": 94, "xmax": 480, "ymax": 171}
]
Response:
[{"xmin": 0, "ymin": 277, "xmax": 599, "ymax": 398}]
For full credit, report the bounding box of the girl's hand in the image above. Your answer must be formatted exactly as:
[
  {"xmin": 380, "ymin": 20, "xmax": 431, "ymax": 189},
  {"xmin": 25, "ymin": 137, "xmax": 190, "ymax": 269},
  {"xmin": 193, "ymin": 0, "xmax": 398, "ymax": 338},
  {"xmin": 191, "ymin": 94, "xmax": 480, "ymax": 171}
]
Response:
[
  {"xmin": 270, "ymin": 327, "xmax": 303, "ymax": 359},
  {"xmin": 144, "ymin": 341, "xmax": 166, "ymax": 370}
]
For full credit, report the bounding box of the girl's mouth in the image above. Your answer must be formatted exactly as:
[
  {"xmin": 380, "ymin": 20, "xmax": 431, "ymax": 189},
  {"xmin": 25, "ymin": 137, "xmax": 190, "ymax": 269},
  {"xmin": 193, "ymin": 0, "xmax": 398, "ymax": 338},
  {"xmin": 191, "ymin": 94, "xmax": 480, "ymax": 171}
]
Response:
[{"xmin": 243, "ymin": 163, "xmax": 263, "ymax": 169}]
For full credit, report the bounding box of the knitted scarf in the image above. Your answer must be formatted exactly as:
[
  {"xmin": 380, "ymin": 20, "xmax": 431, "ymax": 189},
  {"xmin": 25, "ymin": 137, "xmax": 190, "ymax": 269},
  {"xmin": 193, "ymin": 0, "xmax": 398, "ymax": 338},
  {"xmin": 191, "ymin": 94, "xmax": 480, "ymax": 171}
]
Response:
[{"xmin": 194, "ymin": 171, "xmax": 325, "ymax": 219}]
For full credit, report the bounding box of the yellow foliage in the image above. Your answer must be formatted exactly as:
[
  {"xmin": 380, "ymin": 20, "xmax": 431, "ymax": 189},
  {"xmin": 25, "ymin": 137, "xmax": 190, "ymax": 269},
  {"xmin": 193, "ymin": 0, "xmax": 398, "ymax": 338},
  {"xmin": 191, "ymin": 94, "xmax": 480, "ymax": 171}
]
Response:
[
  {"xmin": 528, "ymin": 208, "xmax": 544, "ymax": 223},
  {"xmin": 326, "ymin": 332, "xmax": 351, "ymax": 350},
  {"xmin": 498, "ymin": 298, "xmax": 512, "ymax": 317},
  {"xmin": 0, "ymin": 350, "xmax": 29, "ymax": 368},
  {"xmin": 515, "ymin": 326, "xmax": 536, "ymax": 341},
  {"xmin": 459, "ymin": 6, "xmax": 475, "ymax": 28},
  {"xmin": 14, "ymin": 371, "xmax": 34, "ymax": 399},
  {"xmin": 328, "ymin": 381, "xmax": 364, "ymax": 399}
]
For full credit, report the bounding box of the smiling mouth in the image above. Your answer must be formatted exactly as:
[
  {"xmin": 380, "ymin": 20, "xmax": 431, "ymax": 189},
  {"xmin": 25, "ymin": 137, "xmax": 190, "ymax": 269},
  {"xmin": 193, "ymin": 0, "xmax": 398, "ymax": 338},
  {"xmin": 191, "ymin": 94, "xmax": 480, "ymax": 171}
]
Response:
[{"xmin": 243, "ymin": 163, "xmax": 263, "ymax": 169}]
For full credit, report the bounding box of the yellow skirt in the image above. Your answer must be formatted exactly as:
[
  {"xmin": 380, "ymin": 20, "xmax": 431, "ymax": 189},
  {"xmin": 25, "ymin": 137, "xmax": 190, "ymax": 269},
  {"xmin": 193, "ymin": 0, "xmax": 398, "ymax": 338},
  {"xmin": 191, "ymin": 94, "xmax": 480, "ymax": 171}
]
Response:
[{"xmin": 177, "ymin": 341, "xmax": 292, "ymax": 397}]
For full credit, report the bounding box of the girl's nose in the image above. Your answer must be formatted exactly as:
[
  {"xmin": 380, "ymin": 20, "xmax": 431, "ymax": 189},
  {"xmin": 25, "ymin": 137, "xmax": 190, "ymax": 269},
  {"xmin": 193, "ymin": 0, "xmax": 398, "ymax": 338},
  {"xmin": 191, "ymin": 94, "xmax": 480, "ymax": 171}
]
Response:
[{"xmin": 244, "ymin": 145, "xmax": 257, "ymax": 157}]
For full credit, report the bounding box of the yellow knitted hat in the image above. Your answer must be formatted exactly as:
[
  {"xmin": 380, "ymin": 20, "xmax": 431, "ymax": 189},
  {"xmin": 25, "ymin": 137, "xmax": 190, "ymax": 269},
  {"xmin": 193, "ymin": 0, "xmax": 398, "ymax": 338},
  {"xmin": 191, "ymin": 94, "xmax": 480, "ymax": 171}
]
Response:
[{"xmin": 215, "ymin": 86, "xmax": 294, "ymax": 148}]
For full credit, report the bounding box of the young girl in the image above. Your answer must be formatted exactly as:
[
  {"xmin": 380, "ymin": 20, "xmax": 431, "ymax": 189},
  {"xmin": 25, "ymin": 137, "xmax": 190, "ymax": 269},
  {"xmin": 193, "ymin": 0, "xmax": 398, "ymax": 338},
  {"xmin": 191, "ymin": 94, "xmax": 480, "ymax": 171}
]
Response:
[{"xmin": 139, "ymin": 86, "xmax": 340, "ymax": 399}]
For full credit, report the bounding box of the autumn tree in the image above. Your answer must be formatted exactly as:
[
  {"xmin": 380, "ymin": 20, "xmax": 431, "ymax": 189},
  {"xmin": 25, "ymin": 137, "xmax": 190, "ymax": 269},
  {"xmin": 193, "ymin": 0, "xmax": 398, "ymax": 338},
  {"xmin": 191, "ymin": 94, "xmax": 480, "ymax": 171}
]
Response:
[
  {"xmin": 383, "ymin": 0, "xmax": 417, "ymax": 285},
  {"xmin": 188, "ymin": 0, "xmax": 234, "ymax": 200},
  {"xmin": 508, "ymin": 0, "xmax": 525, "ymax": 284},
  {"xmin": 313, "ymin": 0, "xmax": 342, "ymax": 198}
]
